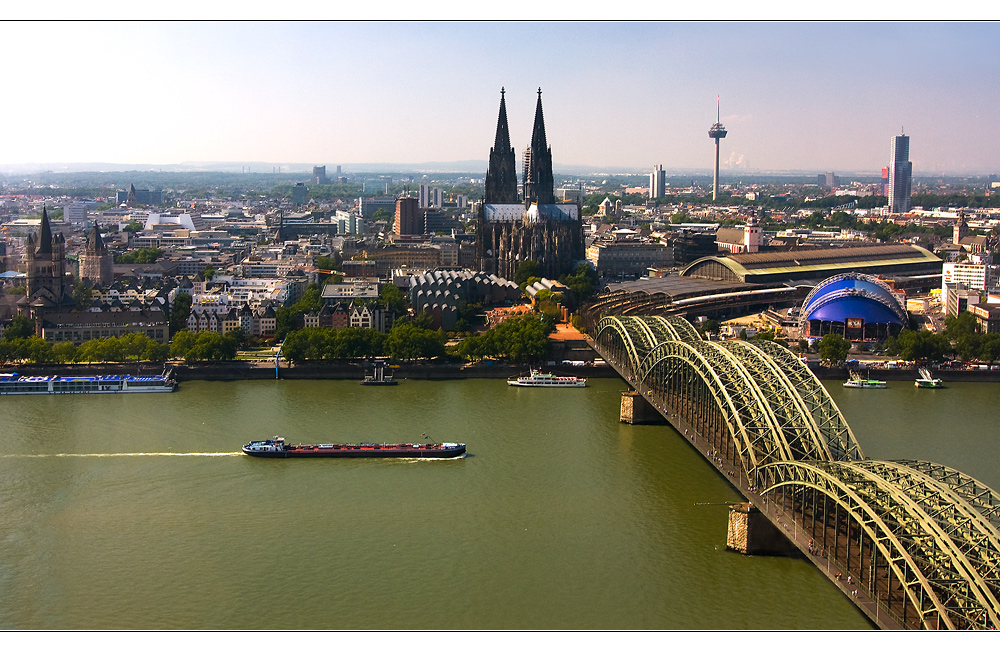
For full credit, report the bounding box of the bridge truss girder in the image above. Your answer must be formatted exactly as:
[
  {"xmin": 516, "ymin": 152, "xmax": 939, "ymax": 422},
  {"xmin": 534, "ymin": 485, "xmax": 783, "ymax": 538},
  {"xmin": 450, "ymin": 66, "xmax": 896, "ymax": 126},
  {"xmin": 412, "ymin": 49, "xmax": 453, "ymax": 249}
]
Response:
[
  {"xmin": 591, "ymin": 314, "xmax": 1000, "ymax": 630},
  {"xmin": 760, "ymin": 460, "xmax": 1000, "ymax": 630}
]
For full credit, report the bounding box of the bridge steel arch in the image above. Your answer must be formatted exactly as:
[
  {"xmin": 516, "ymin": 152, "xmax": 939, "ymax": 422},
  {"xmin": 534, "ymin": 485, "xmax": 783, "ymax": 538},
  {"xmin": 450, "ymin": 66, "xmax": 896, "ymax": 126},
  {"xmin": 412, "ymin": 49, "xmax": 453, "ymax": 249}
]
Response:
[
  {"xmin": 592, "ymin": 314, "xmax": 1000, "ymax": 629},
  {"xmin": 760, "ymin": 460, "xmax": 1000, "ymax": 630}
]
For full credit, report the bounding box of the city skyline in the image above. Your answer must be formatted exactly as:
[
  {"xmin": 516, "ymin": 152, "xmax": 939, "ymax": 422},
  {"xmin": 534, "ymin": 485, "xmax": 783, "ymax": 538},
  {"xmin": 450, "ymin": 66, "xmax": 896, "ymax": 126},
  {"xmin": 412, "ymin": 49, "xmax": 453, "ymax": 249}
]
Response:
[{"xmin": 2, "ymin": 21, "xmax": 998, "ymax": 175}]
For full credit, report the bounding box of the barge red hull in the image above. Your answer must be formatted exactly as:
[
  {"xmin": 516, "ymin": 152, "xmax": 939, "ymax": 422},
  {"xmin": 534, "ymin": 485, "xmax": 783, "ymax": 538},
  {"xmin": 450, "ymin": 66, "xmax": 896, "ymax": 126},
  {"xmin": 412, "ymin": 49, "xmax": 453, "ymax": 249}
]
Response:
[{"xmin": 242, "ymin": 440, "xmax": 465, "ymax": 459}]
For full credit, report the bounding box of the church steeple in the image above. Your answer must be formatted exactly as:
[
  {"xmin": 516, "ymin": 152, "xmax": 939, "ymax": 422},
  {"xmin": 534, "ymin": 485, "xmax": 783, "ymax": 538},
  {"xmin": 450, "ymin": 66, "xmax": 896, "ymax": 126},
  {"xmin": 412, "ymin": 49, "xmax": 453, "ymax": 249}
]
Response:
[
  {"xmin": 87, "ymin": 220, "xmax": 108, "ymax": 254},
  {"xmin": 494, "ymin": 87, "xmax": 512, "ymax": 154},
  {"xmin": 484, "ymin": 87, "xmax": 518, "ymax": 204},
  {"xmin": 36, "ymin": 206, "xmax": 53, "ymax": 255},
  {"xmin": 523, "ymin": 87, "xmax": 554, "ymax": 207}
]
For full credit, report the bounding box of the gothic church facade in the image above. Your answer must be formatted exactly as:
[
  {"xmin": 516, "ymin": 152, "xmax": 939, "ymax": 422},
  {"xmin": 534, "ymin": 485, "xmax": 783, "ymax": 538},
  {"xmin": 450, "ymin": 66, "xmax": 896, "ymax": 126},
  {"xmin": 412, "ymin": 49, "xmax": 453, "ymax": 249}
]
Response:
[{"xmin": 475, "ymin": 89, "xmax": 584, "ymax": 280}]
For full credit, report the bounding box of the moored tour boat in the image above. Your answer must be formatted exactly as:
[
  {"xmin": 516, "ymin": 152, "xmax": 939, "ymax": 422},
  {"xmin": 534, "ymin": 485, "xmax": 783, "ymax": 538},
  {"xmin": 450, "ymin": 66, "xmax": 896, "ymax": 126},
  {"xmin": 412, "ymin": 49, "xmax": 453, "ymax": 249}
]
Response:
[
  {"xmin": 843, "ymin": 371, "xmax": 886, "ymax": 389},
  {"xmin": 360, "ymin": 360, "xmax": 397, "ymax": 386},
  {"xmin": 242, "ymin": 437, "xmax": 466, "ymax": 458},
  {"xmin": 915, "ymin": 368, "xmax": 944, "ymax": 388},
  {"xmin": 507, "ymin": 369, "xmax": 586, "ymax": 387},
  {"xmin": 0, "ymin": 368, "xmax": 177, "ymax": 394}
]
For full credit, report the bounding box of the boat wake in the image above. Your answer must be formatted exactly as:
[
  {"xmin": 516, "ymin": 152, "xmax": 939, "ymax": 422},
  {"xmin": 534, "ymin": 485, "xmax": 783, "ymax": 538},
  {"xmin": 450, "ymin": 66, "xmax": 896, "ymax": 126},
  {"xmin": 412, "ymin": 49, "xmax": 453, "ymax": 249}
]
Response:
[
  {"xmin": 403, "ymin": 453, "xmax": 467, "ymax": 462},
  {"xmin": 1, "ymin": 452, "xmax": 243, "ymax": 458}
]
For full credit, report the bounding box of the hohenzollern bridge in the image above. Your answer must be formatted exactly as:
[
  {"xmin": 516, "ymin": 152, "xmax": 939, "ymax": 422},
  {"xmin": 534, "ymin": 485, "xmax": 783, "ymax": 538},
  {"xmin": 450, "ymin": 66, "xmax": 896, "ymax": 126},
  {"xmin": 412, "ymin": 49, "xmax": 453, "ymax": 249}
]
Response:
[{"xmin": 588, "ymin": 313, "xmax": 1000, "ymax": 630}]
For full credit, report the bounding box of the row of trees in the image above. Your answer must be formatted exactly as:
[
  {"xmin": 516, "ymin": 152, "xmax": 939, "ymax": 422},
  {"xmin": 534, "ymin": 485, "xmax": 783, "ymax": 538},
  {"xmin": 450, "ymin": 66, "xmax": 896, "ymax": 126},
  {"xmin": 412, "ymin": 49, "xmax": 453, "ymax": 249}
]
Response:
[
  {"xmin": 883, "ymin": 312, "xmax": 1000, "ymax": 364},
  {"xmin": 0, "ymin": 315, "xmax": 246, "ymax": 364},
  {"xmin": 0, "ymin": 331, "xmax": 169, "ymax": 365},
  {"xmin": 114, "ymin": 248, "xmax": 163, "ymax": 264},
  {"xmin": 280, "ymin": 323, "xmax": 445, "ymax": 363},
  {"xmin": 281, "ymin": 313, "xmax": 556, "ymax": 364},
  {"xmin": 814, "ymin": 313, "xmax": 1000, "ymax": 365},
  {"xmin": 453, "ymin": 314, "xmax": 554, "ymax": 363}
]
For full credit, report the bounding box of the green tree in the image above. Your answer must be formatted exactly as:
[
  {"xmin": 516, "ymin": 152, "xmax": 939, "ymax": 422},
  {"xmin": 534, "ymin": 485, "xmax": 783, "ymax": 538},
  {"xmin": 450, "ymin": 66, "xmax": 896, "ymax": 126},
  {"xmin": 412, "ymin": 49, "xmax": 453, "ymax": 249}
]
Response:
[
  {"xmin": 483, "ymin": 314, "xmax": 554, "ymax": 363},
  {"xmin": 73, "ymin": 281, "xmax": 92, "ymax": 311},
  {"xmin": 170, "ymin": 292, "xmax": 193, "ymax": 335},
  {"xmin": 275, "ymin": 284, "xmax": 324, "ymax": 339},
  {"xmin": 944, "ymin": 311, "xmax": 978, "ymax": 341},
  {"xmin": 25, "ymin": 336, "xmax": 55, "ymax": 364},
  {"xmin": 143, "ymin": 341, "xmax": 170, "ymax": 364},
  {"xmin": 3, "ymin": 315, "xmax": 34, "ymax": 340},
  {"xmin": 170, "ymin": 329, "xmax": 199, "ymax": 359},
  {"xmin": 453, "ymin": 301, "xmax": 482, "ymax": 333},
  {"xmin": 559, "ymin": 262, "xmax": 599, "ymax": 307},
  {"xmin": 979, "ymin": 334, "xmax": 1000, "ymax": 363},
  {"xmin": 455, "ymin": 332, "xmax": 489, "ymax": 361},
  {"xmin": 513, "ymin": 259, "xmax": 541, "ymax": 286},
  {"xmin": 899, "ymin": 330, "xmax": 951, "ymax": 362},
  {"xmin": 115, "ymin": 248, "xmax": 164, "ymax": 264},
  {"xmin": 379, "ymin": 282, "xmax": 408, "ymax": 318},
  {"xmin": 184, "ymin": 332, "xmax": 239, "ymax": 362},
  {"xmin": 817, "ymin": 333, "xmax": 851, "ymax": 365},
  {"xmin": 385, "ymin": 323, "xmax": 445, "ymax": 360},
  {"xmin": 51, "ymin": 341, "xmax": 77, "ymax": 363},
  {"xmin": 315, "ymin": 254, "xmax": 340, "ymax": 271}
]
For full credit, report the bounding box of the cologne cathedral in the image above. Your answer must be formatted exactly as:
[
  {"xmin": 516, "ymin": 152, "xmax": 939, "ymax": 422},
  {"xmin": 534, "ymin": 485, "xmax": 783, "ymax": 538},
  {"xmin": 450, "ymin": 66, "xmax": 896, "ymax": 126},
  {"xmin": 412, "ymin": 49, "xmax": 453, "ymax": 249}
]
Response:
[{"xmin": 475, "ymin": 88, "xmax": 584, "ymax": 280}]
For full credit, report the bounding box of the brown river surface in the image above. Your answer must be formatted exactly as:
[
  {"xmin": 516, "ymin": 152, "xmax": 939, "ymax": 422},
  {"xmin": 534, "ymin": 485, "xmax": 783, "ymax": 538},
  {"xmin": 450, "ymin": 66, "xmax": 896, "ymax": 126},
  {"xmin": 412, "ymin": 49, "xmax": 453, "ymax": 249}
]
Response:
[{"xmin": 0, "ymin": 377, "xmax": 994, "ymax": 629}]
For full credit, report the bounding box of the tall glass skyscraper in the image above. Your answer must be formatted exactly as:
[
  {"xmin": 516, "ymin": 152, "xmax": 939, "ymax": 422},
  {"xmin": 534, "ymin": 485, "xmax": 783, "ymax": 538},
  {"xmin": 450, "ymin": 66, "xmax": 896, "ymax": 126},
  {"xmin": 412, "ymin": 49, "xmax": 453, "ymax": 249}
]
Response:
[{"xmin": 888, "ymin": 132, "xmax": 912, "ymax": 214}]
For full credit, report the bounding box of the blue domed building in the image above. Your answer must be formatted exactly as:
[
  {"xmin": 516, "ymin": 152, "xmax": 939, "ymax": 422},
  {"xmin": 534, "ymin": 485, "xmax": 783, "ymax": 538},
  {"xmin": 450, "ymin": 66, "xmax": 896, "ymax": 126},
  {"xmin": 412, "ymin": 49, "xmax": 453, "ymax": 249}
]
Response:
[{"xmin": 799, "ymin": 273, "xmax": 908, "ymax": 342}]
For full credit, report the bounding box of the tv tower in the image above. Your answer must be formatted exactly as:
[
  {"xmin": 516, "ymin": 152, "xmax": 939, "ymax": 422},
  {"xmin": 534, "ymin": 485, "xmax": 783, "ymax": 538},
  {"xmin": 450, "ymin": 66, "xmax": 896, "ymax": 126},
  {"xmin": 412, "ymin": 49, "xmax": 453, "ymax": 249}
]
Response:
[{"xmin": 708, "ymin": 97, "xmax": 728, "ymax": 201}]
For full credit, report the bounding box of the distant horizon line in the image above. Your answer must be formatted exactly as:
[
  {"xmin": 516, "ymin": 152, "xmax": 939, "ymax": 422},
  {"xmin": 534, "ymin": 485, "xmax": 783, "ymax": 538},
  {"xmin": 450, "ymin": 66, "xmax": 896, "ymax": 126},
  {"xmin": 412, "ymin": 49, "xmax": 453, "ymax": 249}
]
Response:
[{"xmin": 0, "ymin": 161, "xmax": 995, "ymax": 179}]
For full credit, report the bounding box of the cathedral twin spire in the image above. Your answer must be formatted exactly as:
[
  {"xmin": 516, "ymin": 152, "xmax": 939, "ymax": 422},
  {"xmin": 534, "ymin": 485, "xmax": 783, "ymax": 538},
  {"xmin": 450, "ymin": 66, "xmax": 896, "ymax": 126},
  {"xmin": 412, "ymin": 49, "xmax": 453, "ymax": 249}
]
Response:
[
  {"xmin": 485, "ymin": 87, "xmax": 518, "ymax": 204},
  {"xmin": 484, "ymin": 87, "xmax": 554, "ymax": 206}
]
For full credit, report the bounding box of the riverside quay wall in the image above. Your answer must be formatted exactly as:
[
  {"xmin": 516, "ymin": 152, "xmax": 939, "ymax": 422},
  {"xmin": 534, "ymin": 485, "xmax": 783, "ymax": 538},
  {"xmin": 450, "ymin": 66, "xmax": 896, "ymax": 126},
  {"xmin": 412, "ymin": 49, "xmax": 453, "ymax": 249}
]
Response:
[
  {"xmin": 6, "ymin": 359, "xmax": 1000, "ymax": 383},
  {"xmin": 808, "ymin": 365, "xmax": 1000, "ymax": 382},
  {"xmin": 2, "ymin": 361, "xmax": 623, "ymax": 382}
]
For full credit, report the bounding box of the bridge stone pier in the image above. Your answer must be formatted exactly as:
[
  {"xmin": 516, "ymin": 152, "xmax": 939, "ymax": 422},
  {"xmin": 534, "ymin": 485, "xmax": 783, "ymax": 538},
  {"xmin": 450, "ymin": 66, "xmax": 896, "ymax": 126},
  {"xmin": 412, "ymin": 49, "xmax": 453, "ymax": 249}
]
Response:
[
  {"xmin": 619, "ymin": 391, "xmax": 666, "ymax": 424},
  {"xmin": 589, "ymin": 314, "xmax": 1000, "ymax": 630}
]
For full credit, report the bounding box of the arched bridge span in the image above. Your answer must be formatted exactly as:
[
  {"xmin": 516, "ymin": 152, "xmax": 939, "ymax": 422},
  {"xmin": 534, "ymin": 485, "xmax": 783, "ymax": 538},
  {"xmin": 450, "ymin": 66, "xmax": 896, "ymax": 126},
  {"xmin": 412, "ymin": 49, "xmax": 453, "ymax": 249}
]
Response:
[{"xmin": 593, "ymin": 315, "xmax": 1000, "ymax": 630}]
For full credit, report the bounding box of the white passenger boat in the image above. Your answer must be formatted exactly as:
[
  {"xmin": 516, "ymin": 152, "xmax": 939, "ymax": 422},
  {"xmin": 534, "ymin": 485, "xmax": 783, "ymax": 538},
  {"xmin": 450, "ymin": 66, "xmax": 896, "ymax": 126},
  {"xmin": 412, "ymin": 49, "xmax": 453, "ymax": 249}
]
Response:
[
  {"xmin": 843, "ymin": 371, "xmax": 886, "ymax": 389},
  {"xmin": 507, "ymin": 369, "xmax": 587, "ymax": 387},
  {"xmin": 0, "ymin": 369, "xmax": 177, "ymax": 394},
  {"xmin": 914, "ymin": 368, "xmax": 944, "ymax": 388}
]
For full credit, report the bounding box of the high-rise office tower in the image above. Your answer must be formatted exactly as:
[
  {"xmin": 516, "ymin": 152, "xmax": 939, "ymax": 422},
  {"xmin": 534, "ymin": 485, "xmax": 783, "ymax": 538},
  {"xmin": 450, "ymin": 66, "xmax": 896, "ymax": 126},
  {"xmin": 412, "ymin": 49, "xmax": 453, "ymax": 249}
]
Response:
[
  {"xmin": 394, "ymin": 197, "xmax": 422, "ymax": 236},
  {"xmin": 888, "ymin": 132, "xmax": 912, "ymax": 214},
  {"xmin": 419, "ymin": 184, "xmax": 431, "ymax": 209},
  {"xmin": 650, "ymin": 164, "xmax": 666, "ymax": 199}
]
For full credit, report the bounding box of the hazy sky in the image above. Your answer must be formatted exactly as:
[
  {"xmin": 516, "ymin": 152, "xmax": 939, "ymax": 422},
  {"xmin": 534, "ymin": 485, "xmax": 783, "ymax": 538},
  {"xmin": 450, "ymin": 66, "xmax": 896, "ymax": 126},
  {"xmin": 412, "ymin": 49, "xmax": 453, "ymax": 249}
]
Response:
[{"xmin": 2, "ymin": 21, "xmax": 998, "ymax": 175}]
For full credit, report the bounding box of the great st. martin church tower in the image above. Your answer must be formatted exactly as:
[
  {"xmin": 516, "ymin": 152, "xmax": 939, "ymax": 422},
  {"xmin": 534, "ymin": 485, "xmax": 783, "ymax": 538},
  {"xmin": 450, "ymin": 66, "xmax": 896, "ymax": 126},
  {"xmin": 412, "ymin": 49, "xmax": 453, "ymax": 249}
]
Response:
[{"xmin": 475, "ymin": 88, "xmax": 583, "ymax": 280}]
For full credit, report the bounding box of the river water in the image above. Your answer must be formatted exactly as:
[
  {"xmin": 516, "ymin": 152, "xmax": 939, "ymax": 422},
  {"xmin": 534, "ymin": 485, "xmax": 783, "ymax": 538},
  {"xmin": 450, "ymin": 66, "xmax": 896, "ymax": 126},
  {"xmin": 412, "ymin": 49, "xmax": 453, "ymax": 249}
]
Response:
[{"xmin": 0, "ymin": 376, "xmax": 994, "ymax": 630}]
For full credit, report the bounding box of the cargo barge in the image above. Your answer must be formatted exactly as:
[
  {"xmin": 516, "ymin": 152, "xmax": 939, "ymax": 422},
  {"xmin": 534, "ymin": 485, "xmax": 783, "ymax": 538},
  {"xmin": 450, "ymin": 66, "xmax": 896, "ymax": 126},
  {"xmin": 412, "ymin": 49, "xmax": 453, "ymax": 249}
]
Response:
[{"xmin": 242, "ymin": 437, "xmax": 465, "ymax": 458}]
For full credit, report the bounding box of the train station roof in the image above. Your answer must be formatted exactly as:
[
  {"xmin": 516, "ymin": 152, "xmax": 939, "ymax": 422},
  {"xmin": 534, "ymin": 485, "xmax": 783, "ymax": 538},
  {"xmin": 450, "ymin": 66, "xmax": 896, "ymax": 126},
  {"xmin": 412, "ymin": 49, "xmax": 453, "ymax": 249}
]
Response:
[{"xmin": 680, "ymin": 244, "xmax": 942, "ymax": 284}]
